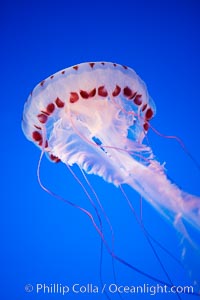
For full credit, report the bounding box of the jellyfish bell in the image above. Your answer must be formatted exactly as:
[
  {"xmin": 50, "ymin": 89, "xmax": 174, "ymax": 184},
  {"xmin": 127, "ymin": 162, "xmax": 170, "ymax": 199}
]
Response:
[
  {"xmin": 22, "ymin": 62, "xmax": 153, "ymax": 183},
  {"xmin": 22, "ymin": 62, "xmax": 200, "ymax": 292}
]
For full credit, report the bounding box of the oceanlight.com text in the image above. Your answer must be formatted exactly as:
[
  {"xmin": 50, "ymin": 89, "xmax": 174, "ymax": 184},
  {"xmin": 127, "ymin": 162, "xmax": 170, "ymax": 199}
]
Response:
[
  {"xmin": 108, "ymin": 283, "xmax": 194, "ymax": 295},
  {"xmin": 25, "ymin": 282, "xmax": 194, "ymax": 296}
]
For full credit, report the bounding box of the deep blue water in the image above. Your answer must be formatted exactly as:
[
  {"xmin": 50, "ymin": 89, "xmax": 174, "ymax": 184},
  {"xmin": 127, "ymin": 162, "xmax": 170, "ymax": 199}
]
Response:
[{"xmin": 1, "ymin": 1, "xmax": 200, "ymax": 299}]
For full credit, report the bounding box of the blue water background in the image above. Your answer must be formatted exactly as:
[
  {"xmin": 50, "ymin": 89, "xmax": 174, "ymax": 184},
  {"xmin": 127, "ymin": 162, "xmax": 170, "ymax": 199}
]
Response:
[{"xmin": 1, "ymin": 1, "xmax": 200, "ymax": 299}]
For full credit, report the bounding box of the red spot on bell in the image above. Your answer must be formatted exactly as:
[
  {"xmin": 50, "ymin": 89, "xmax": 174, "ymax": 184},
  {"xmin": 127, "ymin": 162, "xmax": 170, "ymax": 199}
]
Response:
[
  {"xmin": 32, "ymin": 131, "xmax": 42, "ymax": 142},
  {"xmin": 89, "ymin": 88, "xmax": 96, "ymax": 97},
  {"xmin": 134, "ymin": 94, "xmax": 142, "ymax": 106},
  {"xmin": 34, "ymin": 125, "xmax": 42, "ymax": 130},
  {"xmin": 123, "ymin": 86, "xmax": 133, "ymax": 98},
  {"xmin": 46, "ymin": 103, "xmax": 55, "ymax": 114},
  {"xmin": 73, "ymin": 65, "xmax": 78, "ymax": 70},
  {"xmin": 112, "ymin": 85, "xmax": 121, "ymax": 97},
  {"xmin": 50, "ymin": 154, "xmax": 61, "ymax": 163},
  {"xmin": 55, "ymin": 97, "xmax": 65, "ymax": 108},
  {"xmin": 70, "ymin": 92, "xmax": 79, "ymax": 103},
  {"xmin": 80, "ymin": 90, "xmax": 89, "ymax": 99},
  {"xmin": 39, "ymin": 140, "xmax": 48, "ymax": 148},
  {"xmin": 89, "ymin": 62, "xmax": 95, "ymax": 68},
  {"xmin": 37, "ymin": 113, "xmax": 48, "ymax": 123},
  {"xmin": 143, "ymin": 122, "xmax": 149, "ymax": 131},
  {"xmin": 145, "ymin": 108, "xmax": 153, "ymax": 120},
  {"xmin": 142, "ymin": 104, "xmax": 147, "ymax": 112},
  {"xmin": 98, "ymin": 86, "xmax": 108, "ymax": 97}
]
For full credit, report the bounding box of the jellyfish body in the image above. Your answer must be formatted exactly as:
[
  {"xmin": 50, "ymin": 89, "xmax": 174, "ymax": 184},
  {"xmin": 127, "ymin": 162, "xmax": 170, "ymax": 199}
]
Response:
[{"xmin": 22, "ymin": 62, "xmax": 200, "ymax": 234}]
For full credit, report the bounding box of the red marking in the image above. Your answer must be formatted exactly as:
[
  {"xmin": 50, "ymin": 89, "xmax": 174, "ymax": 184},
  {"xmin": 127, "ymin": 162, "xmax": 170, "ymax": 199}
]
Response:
[
  {"xmin": 40, "ymin": 80, "xmax": 45, "ymax": 86},
  {"xmin": 70, "ymin": 92, "xmax": 79, "ymax": 103},
  {"xmin": 89, "ymin": 62, "xmax": 95, "ymax": 68},
  {"xmin": 34, "ymin": 125, "xmax": 42, "ymax": 130},
  {"xmin": 123, "ymin": 86, "xmax": 133, "ymax": 98},
  {"xmin": 98, "ymin": 86, "xmax": 108, "ymax": 97},
  {"xmin": 143, "ymin": 122, "xmax": 149, "ymax": 131},
  {"xmin": 113, "ymin": 63, "xmax": 117, "ymax": 67},
  {"xmin": 55, "ymin": 97, "xmax": 65, "ymax": 108},
  {"xmin": 112, "ymin": 85, "xmax": 121, "ymax": 97},
  {"xmin": 123, "ymin": 87, "xmax": 137, "ymax": 100},
  {"xmin": 46, "ymin": 103, "xmax": 55, "ymax": 114},
  {"xmin": 134, "ymin": 94, "xmax": 142, "ymax": 105},
  {"xmin": 37, "ymin": 113, "xmax": 48, "ymax": 123},
  {"xmin": 32, "ymin": 131, "xmax": 48, "ymax": 148},
  {"xmin": 142, "ymin": 103, "xmax": 147, "ymax": 111},
  {"xmin": 39, "ymin": 140, "xmax": 48, "ymax": 147},
  {"xmin": 32, "ymin": 131, "xmax": 42, "ymax": 142},
  {"xmin": 78, "ymin": 89, "xmax": 96, "ymax": 99},
  {"xmin": 61, "ymin": 70, "xmax": 65, "ymax": 74},
  {"xmin": 130, "ymin": 92, "xmax": 137, "ymax": 99},
  {"xmin": 50, "ymin": 75, "xmax": 54, "ymax": 79},
  {"xmin": 89, "ymin": 88, "xmax": 96, "ymax": 97},
  {"xmin": 123, "ymin": 65, "xmax": 128, "ymax": 69},
  {"xmin": 73, "ymin": 65, "xmax": 78, "ymax": 70},
  {"xmin": 50, "ymin": 154, "xmax": 61, "ymax": 163},
  {"xmin": 41, "ymin": 110, "xmax": 50, "ymax": 116},
  {"xmin": 145, "ymin": 108, "xmax": 153, "ymax": 120},
  {"xmin": 80, "ymin": 90, "xmax": 89, "ymax": 99}
]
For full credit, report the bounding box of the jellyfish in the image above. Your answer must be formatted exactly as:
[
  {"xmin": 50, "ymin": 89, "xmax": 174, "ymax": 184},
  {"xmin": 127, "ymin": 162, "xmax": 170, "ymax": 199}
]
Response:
[{"xmin": 22, "ymin": 62, "xmax": 200, "ymax": 296}]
